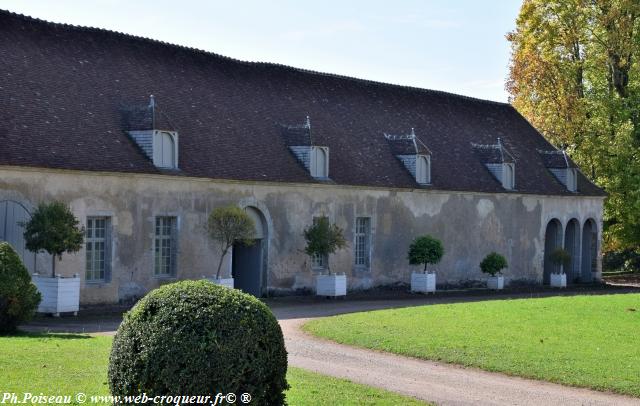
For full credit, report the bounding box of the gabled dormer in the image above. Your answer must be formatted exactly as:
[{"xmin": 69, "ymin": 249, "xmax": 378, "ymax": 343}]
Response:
[
  {"xmin": 472, "ymin": 138, "xmax": 515, "ymax": 190},
  {"xmin": 281, "ymin": 117, "xmax": 329, "ymax": 179},
  {"xmin": 385, "ymin": 128, "xmax": 431, "ymax": 185},
  {"xmin": 122, "ymin": 95, "xmax": 179, "ymax": 170},
  {"xmin": 538, "ymin": 149, "xmax": 578, "ymax": 192}
]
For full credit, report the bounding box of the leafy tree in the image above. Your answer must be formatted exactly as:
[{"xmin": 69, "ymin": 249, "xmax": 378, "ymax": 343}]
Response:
[
  {"xmin": 549, "ymin": 248, "xmax": 572, "ymax": 273},
  {"xmin": 407, "ymin": 235, "xmax": 444, "ymax": 273},
  {"xmin": 23, "ymin": 201, "xmax": 84, "ymax": 278},
  {"xmin": 480, "ymin": 252, "xmax": 508, "ymax": 276},
  {"xmin": 507, "ymin": 0, "xmax": 640, "ymax": 252},
  {"xmin": 207, "ymin": 206, "xmax": 255, "ymax": 279},
  {"xmin": 303, "ymin": 216, "xmax": 347, "ymax": 274}
]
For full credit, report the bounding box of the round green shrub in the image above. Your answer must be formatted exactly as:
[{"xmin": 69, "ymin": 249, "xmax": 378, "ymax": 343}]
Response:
[
  {"xmin": 0, "ymin": 242, "xmax": 41, "ymax": 334},
  {"xmin": 408, "ymin": 235, "xmax": 444, "ymax": 272},
  {"xmin": 480, "ymin": 252, "xmax": 508, "ymax": 276},
  {"xmin": 108, "ymin": 280, "xmax": 288, "ymax": 405}
]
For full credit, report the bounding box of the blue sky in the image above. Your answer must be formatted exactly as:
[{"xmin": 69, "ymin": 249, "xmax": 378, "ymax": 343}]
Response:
[{"xmin": 2, "ymin": 1, "xmax": 522, "ymax": 102}]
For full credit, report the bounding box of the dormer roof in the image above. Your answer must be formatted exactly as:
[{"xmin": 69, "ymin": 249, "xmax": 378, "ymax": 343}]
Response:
[
  {"xmin": 537, "ymin": 149, "xmax": 578, "ymax": 169},
  {"xmin": 384, "ymin": 129, "xmax": 431, "ymax": 156},
  {"xmin": 471, "ymin": 138, "xmax": 515, "ymax": 164}
]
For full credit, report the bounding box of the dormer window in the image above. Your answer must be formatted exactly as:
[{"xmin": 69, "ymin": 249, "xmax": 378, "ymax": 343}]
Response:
[
  {"xmin": 416, "ymin": 154, "xmax": 431, "ymax": 184},
  {"xmin": 385, "ymin": 128, "xmax": 432, "ymax": 186},
  {"xmin": 471, "ymin": 138, "xmax": 516, "ymax": 190},
  {"xmin": 281, "ymin": 116, "xmax": 330, "ymax": 180},
  {"xmin": 310, "ymin": 146, "xmax": 329, "ymax": 178},
  {"xmin": 153, "ymin": 130, "xmax": 178, "ymax": 169},
  {"xmin": 538, "ymin": 149, "xmax": 578, "ymax": 192},
  {"xmin": 123, "ymin": 96, "xmax": 179, "ymax": 170},
  {"xmin": 502, "ymin": 163, "xmax": 515, "ymax": 189}
]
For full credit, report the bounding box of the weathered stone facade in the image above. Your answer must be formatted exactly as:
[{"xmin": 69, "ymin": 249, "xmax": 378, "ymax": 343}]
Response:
[{"xmin": 0, "ymin": 166, "xmax": 604, "ymax": 305}]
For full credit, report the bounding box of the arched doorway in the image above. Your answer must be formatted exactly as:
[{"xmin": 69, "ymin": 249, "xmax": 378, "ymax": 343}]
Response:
[
  {"xmin": 543, "ymin": 218, "xmax": 563, "ymax": 284},
  {"xmin": 564, "ymin": 219, "xmax": 580, "ymax": 283},
  {"xmin": 0, "ymin": 200, "xmax": 36, "ymax": 274},
  {"xmin": 232, "ymin": 206, "xmax": 267, "ymax": 297},
  {"xmin": 581, "ymin": 219, "xmax": 597, "ymax": 282}
]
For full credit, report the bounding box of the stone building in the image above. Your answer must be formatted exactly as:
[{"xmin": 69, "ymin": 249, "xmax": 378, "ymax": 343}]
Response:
[{"xmin": 0, "ymin": 10, "xmax": 605, "ymax": 304}]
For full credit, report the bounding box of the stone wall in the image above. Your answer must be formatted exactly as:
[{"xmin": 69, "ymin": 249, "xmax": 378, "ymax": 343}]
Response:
[{"xmin": 0, "ymin": 166, "xmax": 604, "ymax": 304}]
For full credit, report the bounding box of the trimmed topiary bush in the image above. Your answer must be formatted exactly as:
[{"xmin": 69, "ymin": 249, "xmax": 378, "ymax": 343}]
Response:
[
  {"xmin": 108, "ymin": 280, "xmax": 288, "ymax": 404},
  {"xmin": 0, "ymin": 242, "xmax": 41, "ymax": 334},
  {"xmin": 480, "ymin": 252, "xmax": 508, "ymax": 276}
]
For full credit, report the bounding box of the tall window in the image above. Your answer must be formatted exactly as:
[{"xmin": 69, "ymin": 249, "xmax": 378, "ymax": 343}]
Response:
[
  {"xmin": 310, "ymin": 146, "xmax": 329, "ymax": 178},
  {"xmin": 153, "ymin": 131, "xmax": 178, "ymax": 169},
  {"xmin": 86, "ymin": 217, "xmax": 111, "ymax": 282},
  {"xmin": 154, "ymin": 216, "xmax": 177, "ymax": 276},
  {"xmin": 502, "ymin": 163, "xmax": 515, "ymax": 190},
  {"xmin": 354, "ymin": 217, "xmax": 371, "ymax": 269},
  {"xmin": 566, "ymin": 168, "xmax": 577, "ymax": 192}
]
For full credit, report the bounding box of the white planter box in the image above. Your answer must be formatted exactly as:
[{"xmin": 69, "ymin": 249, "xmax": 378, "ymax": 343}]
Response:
[
  {"xmin": 411, "ymin": 272, "xmax": 436, "ymax": 293},
  {"xmin": 32, "ymin": 275, "xmax": 80, "ymax": 316},
  {"xmin": 550, "ymin": 273, "xmax": 567, "ymax": 288},
  {"xmin": 316, "ymin": 274, "xmax": 347, "ymax": 297},
  {"xmin": 206, "ymin": 277, "xmax": 234, "ymax": 289},
  {"xmin": 487, "ymin": 275, "xmax": 504, "ymax": 290}
]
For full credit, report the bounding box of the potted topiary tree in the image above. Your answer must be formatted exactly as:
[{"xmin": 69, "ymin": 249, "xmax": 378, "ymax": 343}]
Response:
[
  {"xmin": 206, "ymin": 205, "xmax": 255, "ymax": 288},
  {"xmin": 23, "ymin": 201, "xmax": 84, "ymax": 316},
  {"xmin": 304, "ymin": 216, "xmax": 347, "ymax": 297},
  {"xmin": 549, "ymin": 248, "xmax": 571, "ymax": 288},
  {"xmin": 480, "ymin": 252, "xmax": 508, "ymax": 290},
  {"xmin": 408, "ymin": 235, "xmax": 444, "ymax": 293}
]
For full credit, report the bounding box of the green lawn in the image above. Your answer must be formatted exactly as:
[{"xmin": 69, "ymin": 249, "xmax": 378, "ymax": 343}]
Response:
[
  {"xmin": 304, "ymin": 294, "xmax": 640, "ymax": 397},
  {"xmin": 0, "ymin": 332, "xmax": 425, "ymax": 405}
]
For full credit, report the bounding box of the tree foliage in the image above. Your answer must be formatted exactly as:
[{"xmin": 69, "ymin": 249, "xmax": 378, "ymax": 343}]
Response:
[
  {"xmin": 303, "ymin": 216, "xmax": 347, "ymax": 274},
  {"xmin": 407, "ymin": 235, "xmax": 444, "ymax": 273},
  {"xmin": 507, "ymin": 0, "xmax": 640, "ymax": 251},
  {"xmin": 23, "ymin": 201, "xmax": 84, "ymax": 277},
  {"xmin": 549, "ymin": 247, "xmax": 572, "ymax": 271},
  {"xmin": 480, "ymin": 252, "xmax": 509, "ymax": 276},
  {"xmin": 207, "ymin": 206, "xmax": 255, "ymax": 279},
  {"xmin": 0, "ymin": 242, "xmax": 41, "ymax": 333}
]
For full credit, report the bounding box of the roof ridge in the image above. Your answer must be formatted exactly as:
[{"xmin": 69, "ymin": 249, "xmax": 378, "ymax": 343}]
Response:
[{"xmin": 0, "ymin": 8, "xmax": 510, "ymax": 107}]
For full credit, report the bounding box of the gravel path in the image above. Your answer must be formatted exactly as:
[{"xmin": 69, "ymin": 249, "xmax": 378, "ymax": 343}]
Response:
[{"xmin": 270, "ymin": 295, "xmax": 640, "ymax": 406}]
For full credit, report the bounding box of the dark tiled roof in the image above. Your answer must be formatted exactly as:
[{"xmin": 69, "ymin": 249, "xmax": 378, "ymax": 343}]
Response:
[{"xmin": 0, "ymin": 10, "xmax": 605, "ymax": 196}]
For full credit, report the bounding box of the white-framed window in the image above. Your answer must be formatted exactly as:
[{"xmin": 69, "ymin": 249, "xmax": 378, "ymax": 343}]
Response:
[
  {"xmin": 502, "ymin": 163, "xmax": 515, "ymax": 190},
  {"xmin": 153, "ymin": 130, "xmax": 178, "ymax": 169},
  {"xmin": 86, "ymin": 217, "xmax": 111, "ymax": 282},
  {"xmin": 310, "ymin": 146, "xmax": 329, "ymax": 178},
  {"xmin": 566, "ymin": 168, "xmax": 577, "ymax": 192},
  {"xmin": 354, "ymin": 217, "xmax": 371, "ymax": 269},
  {"xmin": 154, "ymin": 216, "xmax": 177, "ymax": 277},
  {"xmin": 416, "ymin": 154, "xmax": 431, "ymax": 184}
]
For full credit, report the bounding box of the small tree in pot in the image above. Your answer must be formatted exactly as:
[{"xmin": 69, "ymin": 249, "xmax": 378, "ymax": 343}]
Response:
[
  {"xmin": 408, "ymin": 235, "xmax": 444, "ymax": 293},
  {"xmin": 23, "ymin": 201, "xmax": 84, "ymax": 278},
  {"xmin": 207, "ymin": 206, "xmax": 255, "ymax": 287},
  {"xmin": 480, "ymin": 252, "xmax": 508, "ymax": 290},
  {"xmin": 549, "ymin": 248, "xmax": 571, "ymax": 288},
  {"xmin": 23, "ymin": 201, "xmax": 84, "ymax": 315},
  {"xmin": 304, "ymin": 216, "xmax": 347, "ymax": 296}
]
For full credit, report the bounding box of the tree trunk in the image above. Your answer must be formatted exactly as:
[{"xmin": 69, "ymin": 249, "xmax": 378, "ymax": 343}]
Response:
[
  {"xmin": 51, "ymin": 255, "xmax": 56, "ymax": 278},
  {"xmin": 215, "ymin": 246, "xmax": 229, "ymax": 279}
]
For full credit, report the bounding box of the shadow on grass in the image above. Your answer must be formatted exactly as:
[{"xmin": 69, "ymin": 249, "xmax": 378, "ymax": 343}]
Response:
[{"xmin": 1, "ymin": 330, "xmax": 94, "ymax": 340}]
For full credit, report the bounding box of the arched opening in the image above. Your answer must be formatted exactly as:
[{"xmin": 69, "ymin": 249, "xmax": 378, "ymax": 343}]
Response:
[
  {"xmin": 232, "ymin": 206, "xmax": 268, "ymax": 297},
  {"xmin": 581, "ymin": 219, "xmax": 598, "ymax": 282},
  {"xmin": 160, "ymin": 132, "xmax": 175, "ymax": 168},
  {"xmin": 564, "ymin": 219, "xmax": 580, "ymax": 283},
  {"xmin": 0, "ymin": 200, "xmax": 37, "ymax": 274},
  {"xmin": 543, "ymin": 218, "xmax": 563, "ymax": 284}
]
